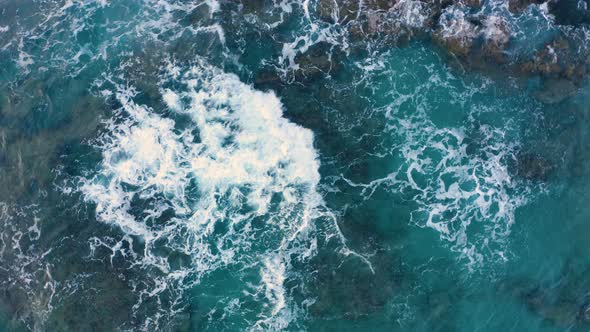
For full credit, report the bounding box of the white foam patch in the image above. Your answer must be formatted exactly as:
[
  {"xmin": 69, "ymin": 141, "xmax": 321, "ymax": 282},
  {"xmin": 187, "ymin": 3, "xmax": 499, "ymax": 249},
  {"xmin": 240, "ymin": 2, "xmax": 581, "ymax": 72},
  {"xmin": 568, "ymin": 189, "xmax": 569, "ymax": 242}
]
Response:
[
  {"xmin": 391, "ymin": 0, "xmax": 430, "ymax": 28},
  {"xmin": 79, "ymin": 61, "xmax": 323, "ymax": 329},
  {"xmin": 346, "ymin": 117, "xmax": 525, "ymax": 269},
  {"xmin": 484, "ymin": 15, "xmax": 510, "ymax": 45},
  {"xmin": 343, "ymin": 53, "xmax": 534, "ymax": 270},
  {"xmin": 278, "ymin": 22, "xmax": 347, "ymax": 75},
  {"xmin": 96, "ymin": 0, "xmax": 109, "ymax": 7},
  {"xmin": 205, "ymin": 0, "xmax": 220, "ymax": 16},
  {"xmin": 16, "ymin": 38, "xmax": 34, "ymax": 70},
  {"xmin": 270, "ymin": 0, "xmax": 349, "ymax": 75},
  {"xmin": 438, "ymin": 7, "xmax": 480, "ymax": 43},
  {"xmin": 136, "ymin": 0, "xmax": 227, "ymax": 46}
]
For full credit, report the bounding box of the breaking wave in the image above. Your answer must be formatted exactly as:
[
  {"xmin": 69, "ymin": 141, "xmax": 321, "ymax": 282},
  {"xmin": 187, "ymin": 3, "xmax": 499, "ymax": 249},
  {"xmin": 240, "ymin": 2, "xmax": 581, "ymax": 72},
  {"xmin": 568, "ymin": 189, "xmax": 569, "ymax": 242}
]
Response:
[{"xmin": 78, "ymin": 60, "xmax": 323, "ymax": 329}]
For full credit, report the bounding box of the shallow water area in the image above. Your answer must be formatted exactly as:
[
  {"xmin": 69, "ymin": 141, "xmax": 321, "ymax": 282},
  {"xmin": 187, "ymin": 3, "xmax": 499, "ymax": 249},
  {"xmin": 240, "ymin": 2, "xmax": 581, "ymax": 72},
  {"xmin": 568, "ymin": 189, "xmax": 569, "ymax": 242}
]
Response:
[{"xmin": 2, "ymin": 0, "xmax": 590, "ymax": 331}]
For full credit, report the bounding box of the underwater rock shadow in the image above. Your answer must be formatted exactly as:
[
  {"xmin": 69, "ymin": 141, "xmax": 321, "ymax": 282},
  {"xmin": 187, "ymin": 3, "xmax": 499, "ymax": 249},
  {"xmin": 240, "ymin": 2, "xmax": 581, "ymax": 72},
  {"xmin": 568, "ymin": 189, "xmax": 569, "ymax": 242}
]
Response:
[{"xmin": 497, "ymin": 260, "xmax": 590, "ymax": 331}]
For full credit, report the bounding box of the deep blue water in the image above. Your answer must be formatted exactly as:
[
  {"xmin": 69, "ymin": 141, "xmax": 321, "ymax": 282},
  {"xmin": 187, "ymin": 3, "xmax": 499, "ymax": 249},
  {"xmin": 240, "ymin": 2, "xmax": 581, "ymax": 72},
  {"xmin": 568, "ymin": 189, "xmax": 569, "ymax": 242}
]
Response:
[{"xmin": 2, "ymin": 0, "xmax": 590, "ymax": 331}]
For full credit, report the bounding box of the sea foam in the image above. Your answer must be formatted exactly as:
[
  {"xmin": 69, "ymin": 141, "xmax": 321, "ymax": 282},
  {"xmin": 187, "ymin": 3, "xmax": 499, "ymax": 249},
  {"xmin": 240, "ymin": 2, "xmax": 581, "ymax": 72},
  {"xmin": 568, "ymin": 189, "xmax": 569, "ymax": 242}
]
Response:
[{"xmin": 79, "ymin": 60, "xmax": 323, "ymax": 329}]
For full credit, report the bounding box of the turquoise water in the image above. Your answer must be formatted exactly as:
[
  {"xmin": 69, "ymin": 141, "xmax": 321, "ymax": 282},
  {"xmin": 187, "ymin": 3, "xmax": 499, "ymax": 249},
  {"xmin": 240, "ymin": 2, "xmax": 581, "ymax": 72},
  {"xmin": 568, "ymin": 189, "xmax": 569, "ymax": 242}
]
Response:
[{"xmin": 2, "ymin": 0, "xmax": 590, "ymax": 331}]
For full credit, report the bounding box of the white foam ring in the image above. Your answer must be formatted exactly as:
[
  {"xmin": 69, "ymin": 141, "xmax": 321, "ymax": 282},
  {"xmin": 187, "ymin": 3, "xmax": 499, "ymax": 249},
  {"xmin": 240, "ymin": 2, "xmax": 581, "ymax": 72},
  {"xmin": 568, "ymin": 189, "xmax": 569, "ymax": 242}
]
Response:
[
  {"xmin": 80, "ymin": 61, "xmax": 324, "ymax": 329},
  {"xmin": 346, "ymin": 113, "xmax": 526, "ymax": 269},
  {"xmin": 344, "ymin": 56, "xmax": 535, "ymax": 270}
]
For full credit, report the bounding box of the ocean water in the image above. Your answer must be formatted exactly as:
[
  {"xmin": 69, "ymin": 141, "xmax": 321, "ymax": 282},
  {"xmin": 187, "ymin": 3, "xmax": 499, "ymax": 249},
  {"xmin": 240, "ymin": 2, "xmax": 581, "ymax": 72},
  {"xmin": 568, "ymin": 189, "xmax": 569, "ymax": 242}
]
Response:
[{"xmin": 2, "ymin": 0, "xmax": 590, "ymax": 331}]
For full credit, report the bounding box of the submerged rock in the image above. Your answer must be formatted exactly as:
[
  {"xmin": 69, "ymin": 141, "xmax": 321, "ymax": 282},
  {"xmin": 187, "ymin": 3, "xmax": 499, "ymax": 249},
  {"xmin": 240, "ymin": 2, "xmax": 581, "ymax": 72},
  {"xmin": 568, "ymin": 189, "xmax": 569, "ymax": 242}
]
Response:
[
  {"xmin": 517, "ymin": 37, "xmax": 588, "ymax": 102},
  {"xmin": 480, "ymin": 15, "xmax": 511, "ymax": 63},
  {"xmin": 307, "ymin": 249, "xmax": 402, "ymax": 319},
  {"xmin": 511, "ymin": 152, "xmax": 554, "ymax": 181},
  {"xmin": 433, "ymin": 6, "xmax": 512, "ymax": 66},
  {"xmin": 520, "ymin": 38, "xmax": 569, "ymax": 78},
  {"xmin": 499, "ymin": 264, "xmax": 590, "ymax": 330},
  {"xmin": 548, "ymin": 0, "xmax": 590, "ymax": 26},
  {"xmin": 508, "ymin": 0, "xmax": 546, "ymax": 13},
  {"xmin": 293, "ymin": 42, "xmax": 343, "ymax": 80},
  {"xmin": 462, "ymin": 0, "xmax": 482, "ymax": 7},
  {"xmin": 508, "ymin": 0, "xmax": 590, "ymax": 26},
  {"xmin": 254, "ymin": 69, "xmax": 284, "ymax": 90},
  {"xmin": 265, "ymin": 0, "xmax": 590, "ymax": 103},
  {"xmin": 317, "ymin": 0, "xmax": 455, "ymax": 45},
  {"xmin": 433, "ymin": 7, "xmax": 480, "ymax": 58},
  {"xmin": 535, "ymin": 79, "xmax": 579, "ymax": 104},
  {"xmin": 316, "ymin": 0, "xmax": 361, "ymax": 24}
]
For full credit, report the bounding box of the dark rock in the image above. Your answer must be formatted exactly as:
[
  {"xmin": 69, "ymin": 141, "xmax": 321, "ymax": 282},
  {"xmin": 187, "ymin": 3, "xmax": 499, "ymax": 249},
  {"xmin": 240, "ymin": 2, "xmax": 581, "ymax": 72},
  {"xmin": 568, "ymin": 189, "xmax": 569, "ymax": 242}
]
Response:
[
  {"xmin": 499, "ymin": 264, "xmax": 590, "ymax": 331},
  {"xmin": 548, "ymin": 0, "xmax": 590, "ymax": 26},
  {"xmin": 307, "ymin": 249, "xmax": 401, "ymax": 319},
  {"xmin": 512, "ymin": 152, "xmax": 554, "ymax": 181},
  {"xmin": 240, "ymin": 0, "xmax": 269, "ymax": 14},
  {"xmin": 480, "ymin": 15, "xmax": 511, "ymax": 63},
  {"xmin": 462, "ymin": 0, "xmax": 482, "ymax": 7},
  {"xmin": 508, "ymin": 0, "xmax": 545, "ymax": 13},
  {"xmin": 365, "ymin": 0, "xmax": 398, "ymax": 11},
  {"xmin": 535, "ymin": 79, "xmax": 579, "ymax": 104},
  {"xmin": 433, "ymin": 18, "xmax": 479, "ymax": 58},
  {"xmin": 293, "ymin": 42, "xmax": 343, "ymax": 80},
  {"xmin": 254, "ymin": 70, "xmax": 283, "ymax": 90},
  {"xmin": 511, "ymin": 36, "xmax": 589, "ymax": 102},
  {"xmin": 316, "ymin": 0, "xmax": 361, "ymax": 24},
  {"xmin": 311, "ymin": 0, "xmax": 588, "ymax": 103}
]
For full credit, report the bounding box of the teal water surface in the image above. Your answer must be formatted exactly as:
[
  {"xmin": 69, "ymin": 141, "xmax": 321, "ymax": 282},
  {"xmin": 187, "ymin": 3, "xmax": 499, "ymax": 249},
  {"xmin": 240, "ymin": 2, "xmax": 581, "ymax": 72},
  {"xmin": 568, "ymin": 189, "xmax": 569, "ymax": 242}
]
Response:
[{"xmin": 1, "ymin": 0, "xmax": 590, "ymax": 331}]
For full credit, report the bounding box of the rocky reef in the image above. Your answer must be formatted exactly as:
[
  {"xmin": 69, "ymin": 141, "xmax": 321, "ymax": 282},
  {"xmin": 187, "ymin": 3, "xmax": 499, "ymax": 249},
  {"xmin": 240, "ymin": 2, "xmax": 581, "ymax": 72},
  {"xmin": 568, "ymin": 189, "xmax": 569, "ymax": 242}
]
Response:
[{"xmin": 284, "ymin": 0, "xmax": 590, "ymax": 103}]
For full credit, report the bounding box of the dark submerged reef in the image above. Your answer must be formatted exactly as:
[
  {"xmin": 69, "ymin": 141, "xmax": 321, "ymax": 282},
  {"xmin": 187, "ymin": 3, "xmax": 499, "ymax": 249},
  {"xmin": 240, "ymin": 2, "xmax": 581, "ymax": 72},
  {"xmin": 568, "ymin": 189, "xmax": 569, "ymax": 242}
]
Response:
[
  {"xmin": 498, "ymin": 261, "xmax": 590, "ymax": 331},
  {"xmin": 1, "ymin": 0, "xmax": 590, "ymax": 330}
]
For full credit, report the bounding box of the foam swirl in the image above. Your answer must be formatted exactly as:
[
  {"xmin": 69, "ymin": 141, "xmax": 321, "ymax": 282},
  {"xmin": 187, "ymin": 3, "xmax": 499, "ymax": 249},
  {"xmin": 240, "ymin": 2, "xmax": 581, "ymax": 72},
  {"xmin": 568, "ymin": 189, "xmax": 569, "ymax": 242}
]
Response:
[{"xmin": 80, "ymin": 61, "xmax": 322, "ymax": 329}]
